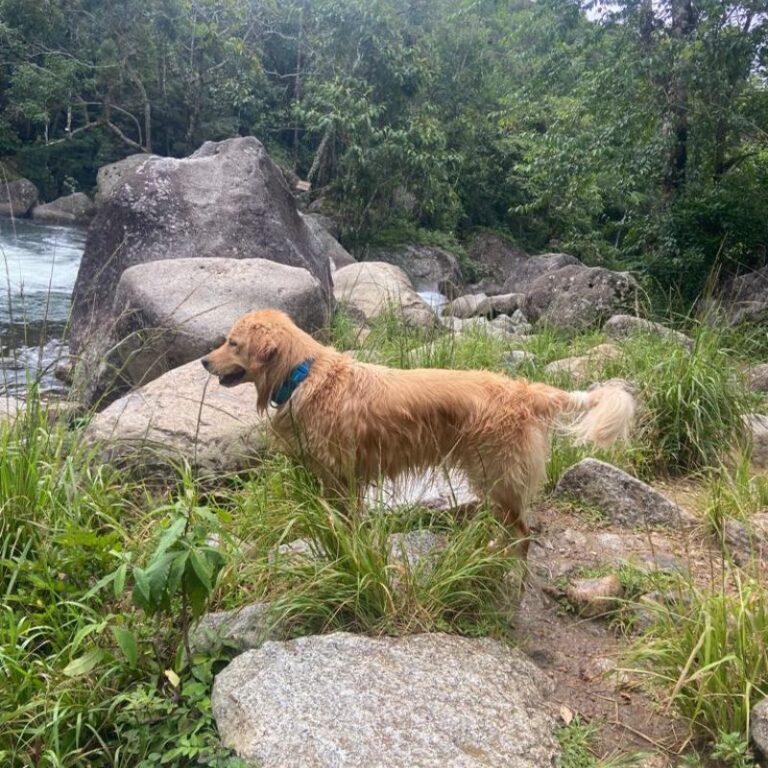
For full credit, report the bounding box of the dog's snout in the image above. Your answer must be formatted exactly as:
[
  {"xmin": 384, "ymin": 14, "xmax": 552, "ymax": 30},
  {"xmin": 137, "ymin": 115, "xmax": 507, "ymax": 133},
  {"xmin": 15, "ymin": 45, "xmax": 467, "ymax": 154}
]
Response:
[{"xmin": 201, "ymin": 357, "xmax": 211, "ymax": 371}]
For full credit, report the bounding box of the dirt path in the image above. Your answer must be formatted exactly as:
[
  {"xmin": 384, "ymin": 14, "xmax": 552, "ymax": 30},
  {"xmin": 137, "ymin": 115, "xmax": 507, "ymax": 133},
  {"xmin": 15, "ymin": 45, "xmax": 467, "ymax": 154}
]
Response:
[{"xmin": 514, "ymin": 501, "xmax": 725, "ymax": 765}]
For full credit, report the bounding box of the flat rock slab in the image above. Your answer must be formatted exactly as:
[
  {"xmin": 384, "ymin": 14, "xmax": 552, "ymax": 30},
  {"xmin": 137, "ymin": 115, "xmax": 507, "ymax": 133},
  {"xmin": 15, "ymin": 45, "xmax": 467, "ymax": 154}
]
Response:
[
  {"xmin": 554, "ymin": 459, "xmax": 686, "ymax": 528},
  {"xmin": 83, "ymin": 359, "xmax": 267, "ymax": 475},
  {"xmin": 212, "ymin": 632, "xmax": 559, "ymax": 768}
]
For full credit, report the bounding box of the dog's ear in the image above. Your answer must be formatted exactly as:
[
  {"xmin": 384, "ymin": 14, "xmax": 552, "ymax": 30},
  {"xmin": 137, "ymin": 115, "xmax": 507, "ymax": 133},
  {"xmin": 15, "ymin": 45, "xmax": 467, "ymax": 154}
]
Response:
[{"xmin": 248, "ymin": 337, "xmax": 277, "ymax": 367}]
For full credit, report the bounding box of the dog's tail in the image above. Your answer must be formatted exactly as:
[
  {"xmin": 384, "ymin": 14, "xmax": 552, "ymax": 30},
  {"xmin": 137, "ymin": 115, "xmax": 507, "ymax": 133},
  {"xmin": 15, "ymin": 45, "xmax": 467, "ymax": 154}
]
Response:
[{"xmin": 532, "ymin": 381, "xmax": 636, "ymax": 448}]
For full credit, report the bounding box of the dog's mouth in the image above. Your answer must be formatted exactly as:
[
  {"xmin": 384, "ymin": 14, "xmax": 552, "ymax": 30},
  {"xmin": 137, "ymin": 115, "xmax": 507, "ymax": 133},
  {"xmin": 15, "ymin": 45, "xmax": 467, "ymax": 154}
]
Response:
[{"xmin": 218, "ymin": 367, "xmax": 247, "ymax": 387}]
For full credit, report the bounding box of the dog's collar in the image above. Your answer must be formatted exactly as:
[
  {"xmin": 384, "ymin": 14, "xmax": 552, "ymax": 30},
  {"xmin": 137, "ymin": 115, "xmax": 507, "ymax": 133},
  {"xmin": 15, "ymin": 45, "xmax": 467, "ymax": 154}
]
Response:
[{"xmin": 270, "ymin": 359, "xmax": 313, "ymax": 408}]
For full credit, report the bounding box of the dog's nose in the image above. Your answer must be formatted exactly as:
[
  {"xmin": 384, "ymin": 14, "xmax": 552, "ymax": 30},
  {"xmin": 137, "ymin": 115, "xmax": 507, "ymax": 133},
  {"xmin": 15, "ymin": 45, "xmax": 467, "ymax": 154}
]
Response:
[{"xmin": 201, "ymin": 357, "xmax": 210, "ymax": 371}]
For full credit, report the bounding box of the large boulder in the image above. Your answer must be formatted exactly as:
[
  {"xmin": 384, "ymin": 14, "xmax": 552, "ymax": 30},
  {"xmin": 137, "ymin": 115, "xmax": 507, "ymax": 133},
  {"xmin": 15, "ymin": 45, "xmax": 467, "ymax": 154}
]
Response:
[
  {"xmin": 466, "ymin": 233, "xmax": 580, "ymax": 295},
  {"xmin": 367, "ymin": 244, "xmax": 462, "ymax": 291},
  {"xmin": 301, "ymin": 212, "xmax": 355, "ymax": 271},
  {"xmin": 31, "ymin": 193, "xmax": 96, "ymax": 225},
  {"xmin": 108, "ymin": 258, "xmax": 328, "ymax": 391},
  {"xmin": 502, "ymin": 253, "xmax": 581, "ymax": 294},
  {"xmin": 524, "ymin": 265, "xmax": 639, "ymax": 331},
  {"xmin": 465, "ymin": 233, "xmax": 531, "ymax": 294},
  {"xmin": 334, "ymin": 262, "xmax": 436, "ymax": 328},
  {"xmin": 554, "ymin": 459, "xmax": 687, "ymax": 528},
  {"xmin": 212, "ymin": 632, "xmax": 559, "ymax": 768},
  {"xmin": 82, "ymin": 359, "xmax": 267, "ymax": 476},
  {"xmin": 94, "ymin": 153, "xmax": 151, "ymax": 205},
  {"xmin": 720, "ymin": 267, "xmax": 768, "ymax": 326},
  {"xmin": 0, "ymin": 178, "xmax": 39, "ymax": 217},
  {"xmin": 70, "ymin": 137, "xmax": 332, "ymax": 358}
]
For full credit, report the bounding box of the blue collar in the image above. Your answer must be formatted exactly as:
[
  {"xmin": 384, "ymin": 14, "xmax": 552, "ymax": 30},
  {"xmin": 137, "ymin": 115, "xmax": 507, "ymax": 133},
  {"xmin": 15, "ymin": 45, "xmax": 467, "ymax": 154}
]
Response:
[{"xmin": 270, "ymin": 359, "xmax": 313, "ymax": 408}]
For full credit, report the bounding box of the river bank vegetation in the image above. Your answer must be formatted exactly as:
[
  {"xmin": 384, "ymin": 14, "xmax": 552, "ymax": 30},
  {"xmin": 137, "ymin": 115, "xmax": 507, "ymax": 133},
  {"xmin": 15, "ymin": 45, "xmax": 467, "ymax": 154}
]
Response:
[{"xmin": 1, "ymin": 0, "xmax": 767, "ymax": 303}]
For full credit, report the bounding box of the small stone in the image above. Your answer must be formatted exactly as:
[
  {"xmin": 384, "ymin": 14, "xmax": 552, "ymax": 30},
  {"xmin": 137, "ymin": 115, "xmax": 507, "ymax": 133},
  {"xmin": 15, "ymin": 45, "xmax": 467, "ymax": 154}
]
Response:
[
  {"xmin": 544, "ymin": 344, "xmax": 622, "ymax": 380},
  {"xmin": 603, "ymin": 315, "xmax": 693, "ymax": 350},
  {"xmin": 269, "ymin": 538, "xmax": 315, "ymax": 565},
  {"xmin": 503, "ymin": 350, "xmax": 535, "ymax": 368},
  {"xmin": 745, "ymin": 363, "xmax": 768, "ymax": 393},
  {"xmin": 565, "ymin": 574, "xmax": 624, "ymax": 618},
  {"xmin": 190, "ymin": 603, "xmax": 274, "ymax": 654},
  {"xmin": 747, "ymin": 413, "xmax": 768, "ymax": 468}
]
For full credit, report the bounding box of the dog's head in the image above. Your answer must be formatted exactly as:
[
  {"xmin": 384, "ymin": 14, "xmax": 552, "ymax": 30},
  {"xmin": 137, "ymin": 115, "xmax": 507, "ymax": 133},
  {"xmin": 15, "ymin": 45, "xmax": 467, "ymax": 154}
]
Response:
[{"xmin": 202, "ymin": 309, "xmax": 317, "ymax": 412}]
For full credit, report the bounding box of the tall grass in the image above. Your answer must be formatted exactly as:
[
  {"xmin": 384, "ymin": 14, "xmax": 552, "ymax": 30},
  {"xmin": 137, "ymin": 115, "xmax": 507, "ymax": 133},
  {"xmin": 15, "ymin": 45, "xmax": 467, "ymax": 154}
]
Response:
[
  {"xmin": 632, "ymin": 572, "xmax": 768, "ymax": 745},
  {"xmin": 611, "ymin": 328, "xmax": 754, "ymax": 475},
  {"xmin": 0, "ymin": 394, "xmax": 138, "ymax": 765},
  {"xmin": 210, "ymin": 459, "xmax": 524, "ymax": 639}
]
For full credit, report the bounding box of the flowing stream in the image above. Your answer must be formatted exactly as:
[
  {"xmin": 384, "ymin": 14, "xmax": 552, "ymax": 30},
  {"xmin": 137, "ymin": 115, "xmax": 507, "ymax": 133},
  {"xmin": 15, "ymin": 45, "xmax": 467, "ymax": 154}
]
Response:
[{"xmin": 0, "ymin": 218, "xmax": 85, "ymax": 395}]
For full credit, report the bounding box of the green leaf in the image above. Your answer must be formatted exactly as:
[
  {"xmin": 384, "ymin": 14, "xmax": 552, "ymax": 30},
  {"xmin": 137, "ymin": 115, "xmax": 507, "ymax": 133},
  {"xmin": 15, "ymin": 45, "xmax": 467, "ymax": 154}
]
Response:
[
  {"xmin": 188, "ymin": 550, "xmax": 213, "ymax": 591},
  {"xmin": 133, "ymin": 566, "xmax": 151, "ymax": 610},
  {"xmin": 153, "ymin": 516, "xmax": 188, "ymax": 558},
  {"xmin": 62, "ymin": 648, "xmax": 104, "ymax": 678},
  {"xmin": 147, "ymin": 552, "xmax": 177, "ymax": 605},
  {"xmin": 113, "ymin": 562, "xmax": 128, "ymax": 598},
  {"xmin": 112, "ymin": 626, "xmax": 139, "ymax": 667}
]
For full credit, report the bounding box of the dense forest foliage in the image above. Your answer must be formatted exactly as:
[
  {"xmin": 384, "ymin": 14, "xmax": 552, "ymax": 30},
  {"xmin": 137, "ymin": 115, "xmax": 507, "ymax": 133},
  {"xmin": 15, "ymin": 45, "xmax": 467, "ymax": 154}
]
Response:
[{"xmin": 1, "ymin": 0, "xmax": 767, "ymax": 300}]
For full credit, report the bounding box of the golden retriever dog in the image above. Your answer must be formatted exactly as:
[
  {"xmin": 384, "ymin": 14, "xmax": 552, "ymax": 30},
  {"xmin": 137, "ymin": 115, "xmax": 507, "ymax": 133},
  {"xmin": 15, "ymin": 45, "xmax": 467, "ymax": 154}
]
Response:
[{"xmin": 202, "ymin": 309, "xmax": 635, "ymax": 549}]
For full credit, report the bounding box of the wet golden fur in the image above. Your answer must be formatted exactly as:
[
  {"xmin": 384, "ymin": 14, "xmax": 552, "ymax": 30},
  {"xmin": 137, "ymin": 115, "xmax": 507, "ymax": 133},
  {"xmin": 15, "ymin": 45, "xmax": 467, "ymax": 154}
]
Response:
[{"xmin": 202, "ymin": 309, "xmax": 635, "ymax": 542}]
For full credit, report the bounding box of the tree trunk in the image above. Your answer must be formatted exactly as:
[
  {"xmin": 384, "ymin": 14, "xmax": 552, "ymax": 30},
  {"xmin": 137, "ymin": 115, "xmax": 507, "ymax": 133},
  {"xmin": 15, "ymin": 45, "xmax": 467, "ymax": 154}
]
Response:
[{"xmin": 663, "ymin": 0, "xmax": 695, "ymax": 195}]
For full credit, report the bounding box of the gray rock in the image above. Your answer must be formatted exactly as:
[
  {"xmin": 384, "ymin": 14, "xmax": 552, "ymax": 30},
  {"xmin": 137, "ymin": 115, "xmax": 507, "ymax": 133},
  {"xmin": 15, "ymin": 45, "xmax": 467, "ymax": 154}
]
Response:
[
  {"xmin": 503, "ymin": 350, "xmax": 535, "ymax": 367},
  {"xmin": 31, "ymin": 193, "xmax": 96, "ymax": 225},
  {"xmin": 0, "ymin": 178, "xmax": 38, "ymax": 217},
  {"xmin": 301, "ymin": 212, "xmax": 355, "ymax": 271},
  {"xmin": 544, "ymin": 344, "xmax": 622, "ymax": 380},
  {"xmin": 388, "ymin": 530, "xmax": 448, "ymax": 582},
  {"xmin": 270, "ymin": 538, "xmax": 315, "ymax": 564},
  {"xmin": 83, "ymin": 358, "xmax": 268, "ymax": 476},
  {"xmin": 554, "ymin": 459, "xmax": 686, "ymax": 528},
  {"xmin": 751, "ymin": 696, "xmax": 768, "ymax": 762},
  {"xmin": 191, "ymin": 603, "xmax": 274, "ymax": 654},
  {"xmin": 94, "ymin": 153, "xmax": 152, "ymax": 205},
  {"xmin": 747, "ymin": 413, "xmax": 768, "ymax": 468},
  {"xmin": 745, "ymin": 363, "xmax": 768, "ymax": 393},
  {"xmin": 491, "ymin": 313, "xmax": 533, "ymax": 336},
  {"xmin": 466, "ymin": 234, "xmax": 578, "ymax": 295},
  {"xmin": 367, "ymin": 244, "xmax": 462, "ymax": 291},
  {"xmin": 442, "ymin": 293, "xmax": 491, "ymax": 319},
  {"xmin": 720, "ymin": 266, "xmax": 768, "ymax": 326},
  {"xmin": 70, "ymin": 137, "xmax": 332, "ymax": 393},
  {"xmin": 489, "ymin": 293, "xmax": 526, "ymax": 316},
  {"xmin": 334, "ymin": 262, "xmax": 436, "ymax": 329},
  {"xmin": 212, "ymin": 632, "xmax": 559, "ymax": 768},
  {"xmin": 107, "ymin": 258, "xmax": 328, "ymax": 391},
  {"xmin": 565, "ymin": 574, "xmax": 624, "ymax": 618},
  {"xmin": 603, "ymin": 314, "xmax": 693, "ymax": 349},
  {"xmin": 721, "ymin": 514, "xmax": 768, "ymax": 566},
  {"xmin": 524, "ymin": 265, "xmax": 639, "ymax": 331},
  {"xmin": 502, "ymin": 253, "xmax": 581, "ymax": 294}
]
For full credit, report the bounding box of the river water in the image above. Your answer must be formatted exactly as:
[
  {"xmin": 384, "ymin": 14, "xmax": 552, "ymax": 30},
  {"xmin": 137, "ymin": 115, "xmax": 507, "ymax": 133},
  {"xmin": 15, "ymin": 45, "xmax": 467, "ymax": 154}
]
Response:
[{"xmin": 0, "ymin": 218, "xmax": 85, "ymax": 395}]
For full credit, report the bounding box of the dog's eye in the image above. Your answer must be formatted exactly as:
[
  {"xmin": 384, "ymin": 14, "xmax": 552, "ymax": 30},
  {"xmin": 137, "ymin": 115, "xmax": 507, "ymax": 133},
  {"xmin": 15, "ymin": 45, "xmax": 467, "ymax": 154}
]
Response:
[{"xmin": 228, "ymin": 340, "xmax": 238, "ymax": 348}]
